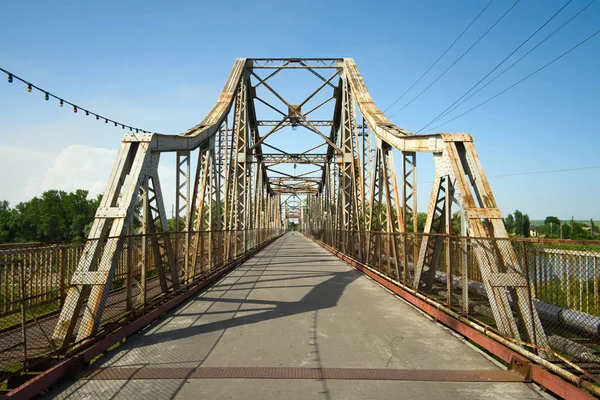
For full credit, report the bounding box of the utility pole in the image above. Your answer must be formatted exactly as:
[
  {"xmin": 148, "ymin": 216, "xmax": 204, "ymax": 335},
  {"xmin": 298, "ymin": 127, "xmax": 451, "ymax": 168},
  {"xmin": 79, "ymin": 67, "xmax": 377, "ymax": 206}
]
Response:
[{"xmin": 560, "ymin": 222, "xmax": 563, "ymax": 239}]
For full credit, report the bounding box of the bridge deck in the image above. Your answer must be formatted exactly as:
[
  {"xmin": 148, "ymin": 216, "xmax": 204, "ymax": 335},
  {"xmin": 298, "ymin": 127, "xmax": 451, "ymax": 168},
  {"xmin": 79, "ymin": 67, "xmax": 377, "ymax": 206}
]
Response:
[{"xmin": 47, "ymin": 233, "xmax": 546, "ymax": 399}]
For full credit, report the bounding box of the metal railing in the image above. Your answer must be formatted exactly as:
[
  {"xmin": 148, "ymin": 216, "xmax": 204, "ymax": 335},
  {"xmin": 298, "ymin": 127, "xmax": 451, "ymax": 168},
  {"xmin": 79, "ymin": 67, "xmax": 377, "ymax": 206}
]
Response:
[
  {"xmin": 307, "ymin": 228, "xmax": 600, "ymax": 383},
  {"xmin": 0, "ymin": 241, "xmax": 151, "ymax": 319},
  {"xmin": 0, "ymin": 228, "xmax": 283, "ymax": 390}
]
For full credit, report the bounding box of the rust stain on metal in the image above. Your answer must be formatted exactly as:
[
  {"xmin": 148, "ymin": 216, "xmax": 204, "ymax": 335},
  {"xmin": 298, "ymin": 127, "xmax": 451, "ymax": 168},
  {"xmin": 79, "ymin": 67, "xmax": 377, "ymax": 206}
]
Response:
[
  {"xmin": 508, "ymin": 356, "xmax": 532, "ymax": 382},
  {"xmin": 310, "ymin": 236, "xmax": 597, "ymax": 400},
  {"xmin": 82, "ymin": 367, "xmax": 526, "ymax": 382}
]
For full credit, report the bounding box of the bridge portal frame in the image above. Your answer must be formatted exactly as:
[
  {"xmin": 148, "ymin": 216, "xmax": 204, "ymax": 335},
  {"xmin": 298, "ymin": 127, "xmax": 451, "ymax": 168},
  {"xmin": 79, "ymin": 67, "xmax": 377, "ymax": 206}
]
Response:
[{"xmin": 51, "ymin": 58, "xmax": 549, "ymax": 357}]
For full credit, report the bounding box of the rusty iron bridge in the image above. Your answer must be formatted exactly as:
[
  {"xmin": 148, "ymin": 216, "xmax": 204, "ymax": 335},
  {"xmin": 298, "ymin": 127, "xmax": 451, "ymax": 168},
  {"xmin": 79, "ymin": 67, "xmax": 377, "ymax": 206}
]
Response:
[{"xmin": 2, "ymin": 58, "xmax": 600, "ymax": 399}]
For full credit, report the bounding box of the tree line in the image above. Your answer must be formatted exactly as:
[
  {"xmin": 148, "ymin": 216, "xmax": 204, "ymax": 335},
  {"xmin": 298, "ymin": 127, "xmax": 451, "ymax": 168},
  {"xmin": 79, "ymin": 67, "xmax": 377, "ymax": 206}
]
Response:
[
  {"xmin": 0, "ymin": 190, "xmax": 225, "ymax": 244},
  {"xmin": 504, "ymin": 210, "xmax": 531, "ymax": 237},
  {"xmin": 532, "ymin": 216, "xmax": 598, "ymax": 240},
  {"xmin": 1, "ymin": 190, "xmax": 597, "ymax": 244},
  {"xmin": 503, "ymin": 212, "xmax": 598, "ymax": 240},
  {"xmin": 0, "ymin": 190, "xmax": 101, "ymax": 243}
]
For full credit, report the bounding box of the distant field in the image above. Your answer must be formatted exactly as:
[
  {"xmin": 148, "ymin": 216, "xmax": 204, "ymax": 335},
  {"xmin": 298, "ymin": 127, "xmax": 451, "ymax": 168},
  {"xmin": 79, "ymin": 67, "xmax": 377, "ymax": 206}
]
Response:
[{"xmin": 530, "ymin": 219, "xmax": 597, "ymax": 226}]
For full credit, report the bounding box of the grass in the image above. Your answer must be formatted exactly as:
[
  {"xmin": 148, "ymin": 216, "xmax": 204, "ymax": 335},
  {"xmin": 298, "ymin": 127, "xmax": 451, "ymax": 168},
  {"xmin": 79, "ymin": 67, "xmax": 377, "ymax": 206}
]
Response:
[
  {"xmin": 471, "ymin": 314, "xmax": 496, "ymax": 327},
  {"xmin": 1, "ymin": 361, "xmax": 26, "ymax": 392},
  {"xmin": 530, "ymin": 220, "xmax": 599, "ymax": 226},
  {"xmin": 0, "ymin": 300, "xmax": 60, "ymax": 330},
  {"xmin": 533, "ymin": 242, "xmax": 600, "ymax": 252},
  {"xmin": 0, "ymin": 266, "xmax": 163, "ymax": 331}
]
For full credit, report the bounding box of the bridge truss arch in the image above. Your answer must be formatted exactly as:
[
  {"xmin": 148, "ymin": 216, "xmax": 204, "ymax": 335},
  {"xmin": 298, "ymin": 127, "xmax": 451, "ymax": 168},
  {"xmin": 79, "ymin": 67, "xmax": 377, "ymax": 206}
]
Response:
[{"xmin": 52, "ymin": 58, "xmax": 549, "ymax": 357}]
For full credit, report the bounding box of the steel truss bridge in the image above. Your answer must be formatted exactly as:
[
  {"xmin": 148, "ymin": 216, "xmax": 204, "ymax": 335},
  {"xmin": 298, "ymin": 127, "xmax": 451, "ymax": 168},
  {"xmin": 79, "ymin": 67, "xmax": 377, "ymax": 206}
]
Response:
[{"xmin": 2, "ymin": 58, "xmax": 600, "ymax": 399}]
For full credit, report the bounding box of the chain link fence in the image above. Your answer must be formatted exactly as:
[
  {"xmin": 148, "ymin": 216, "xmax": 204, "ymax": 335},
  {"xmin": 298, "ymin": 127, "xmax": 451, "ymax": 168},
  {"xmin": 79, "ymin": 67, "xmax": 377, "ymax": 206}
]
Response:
[{"xmin": 0, "ymin": 228, "xmax": 283, "ymax": 394}]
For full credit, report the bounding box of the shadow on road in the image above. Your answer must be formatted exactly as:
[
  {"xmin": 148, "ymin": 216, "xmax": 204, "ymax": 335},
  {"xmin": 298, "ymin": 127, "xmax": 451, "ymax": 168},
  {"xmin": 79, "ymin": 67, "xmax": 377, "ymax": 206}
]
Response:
[{"xmin": 49, "ymin": 234, "xmax": 358, "ymax": 400}]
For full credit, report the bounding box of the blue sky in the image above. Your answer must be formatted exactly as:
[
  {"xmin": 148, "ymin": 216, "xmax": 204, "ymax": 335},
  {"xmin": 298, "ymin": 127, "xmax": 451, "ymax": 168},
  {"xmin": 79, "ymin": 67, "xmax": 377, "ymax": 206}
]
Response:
[{"xmin": 0, "ymin": 0, "xmax": 598, "ymax": 220}]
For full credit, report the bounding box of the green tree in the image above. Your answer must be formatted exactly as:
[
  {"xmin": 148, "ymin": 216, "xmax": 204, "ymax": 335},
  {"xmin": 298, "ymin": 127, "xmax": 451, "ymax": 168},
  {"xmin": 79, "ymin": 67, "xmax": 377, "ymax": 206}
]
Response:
[
  {"xmin": 0, "ymin": 201, "xmax": 15, "ymax": 243},
  {"xmin": 13, "ymin": 197, "xmax": 44, "ymax": 242},
  {"xmin": 561, "ymin": 223, "xmax": 571, "ymax": 239},
  {"xmin": 523, "ymin": 214, "xmax": 530, "ymax": 238},
  {"xmin": 452, "ymin": 211, "xmax": 462, "ymax": 234},
  {"xmin": 417, "ymin": 212, "xmax": 427, "ymax": 232},
  {"xmin": 0, "ymin": 190, "xmax": 103, "ymax": 243},
  {"xmin": 570, "ymin": 222, "xmax": 586, "ymax": 240},
  {"xmin": 536, "ymin": 223, "xmax": 557, "ymax": 238},
  {"xmin": 63, "ymin": 190, "xmax": 95, "ymax": 239},
  {"xmin": 505, "ymin": 214, "xmax": 515, "ymax": 234},
  {"xmin": 544, "ymin": 216, "xmax": 561, "ymax": 226},
  {"xmin": 514, "ymin": 210, "xmax": 524, "ymax": 237}
]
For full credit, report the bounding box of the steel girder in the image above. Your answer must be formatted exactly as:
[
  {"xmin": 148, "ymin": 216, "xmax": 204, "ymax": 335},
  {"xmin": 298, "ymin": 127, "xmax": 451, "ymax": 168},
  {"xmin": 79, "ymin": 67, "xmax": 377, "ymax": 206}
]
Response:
[
  {"xmin": 314, "ymin": 59, "xmax": 548, "ymax": 354},
  {"xmin": 255, "ymin": 154, "xmax": 329, "ymax": 164},
  {"xmin": 52, "ymin": 137, "xmax": 180, "ymax": 347},
  {"xmin": 52, "ymin": 57, "xmax": 549, "ymax": 358},
  {"xmin": 51, "ymin": 59, "xmax": 281, "ymax": 349}
]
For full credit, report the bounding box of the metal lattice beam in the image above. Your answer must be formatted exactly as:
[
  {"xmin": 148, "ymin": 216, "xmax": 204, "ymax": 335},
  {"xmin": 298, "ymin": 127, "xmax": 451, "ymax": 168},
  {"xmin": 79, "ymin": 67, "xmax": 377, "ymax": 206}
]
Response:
[{"xmin": 51, "ymin": 57, "xmax": 549, "ymax": 359}]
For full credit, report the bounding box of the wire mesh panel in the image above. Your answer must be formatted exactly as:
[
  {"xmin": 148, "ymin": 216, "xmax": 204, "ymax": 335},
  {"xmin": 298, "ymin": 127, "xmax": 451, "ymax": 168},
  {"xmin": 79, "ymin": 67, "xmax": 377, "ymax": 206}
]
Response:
[
  {"xmin": 0, "ymin": 243, "xmax": 82, "ymax": 319},
  {"xmin": 0, "ymin": 228, "xmax": 283, "ymax": 393},
  {"xmin": 305, "ymin": 228, "xmax": 600, "ymax": 384}
]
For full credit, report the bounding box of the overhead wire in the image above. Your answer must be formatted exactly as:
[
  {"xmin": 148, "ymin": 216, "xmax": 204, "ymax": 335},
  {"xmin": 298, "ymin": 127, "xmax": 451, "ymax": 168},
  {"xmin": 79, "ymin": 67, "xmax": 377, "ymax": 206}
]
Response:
[
  {"xmin": 382, "ymin": 0, "xmax": 495, "ymax": 113},
  {"xmin": 0, "ymin": 67, "xmax": 156, "ymax": 134},
  {"xmin": 416, "ymin": 0, "xmax": 575, "ymax": 133},
  {"xmin": 418, "ymin": 165, "xmax": 600, "ymax": 183},
  {"xmin": 415, "ymin": 0, "xmax": 597, "ymax": 133},
  {"xmin": 422, "ymin": 27, "xmax": 600, "ymax": 132},
  {"xmin": 387, "ymin": 0, "xmax": 521, "ymax": 119},
  {"xmin": 490, "ymin": 165, "xmax": 600, "ymax": 178}
]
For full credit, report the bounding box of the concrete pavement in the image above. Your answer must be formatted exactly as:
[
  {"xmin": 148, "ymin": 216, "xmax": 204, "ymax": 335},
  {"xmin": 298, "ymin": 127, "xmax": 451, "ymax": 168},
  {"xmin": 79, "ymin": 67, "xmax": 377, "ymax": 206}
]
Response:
[{"xmin": 47, "ymin": 232, "xmax": 548, "ymax": 399}]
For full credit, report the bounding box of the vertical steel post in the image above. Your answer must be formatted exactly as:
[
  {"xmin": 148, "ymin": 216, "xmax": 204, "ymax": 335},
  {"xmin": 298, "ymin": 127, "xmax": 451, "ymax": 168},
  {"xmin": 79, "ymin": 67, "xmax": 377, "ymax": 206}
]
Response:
[
  {"xmin": 402, "ymin": 152, "xmax": 417, "ymax": 284},
  {"xmin": 58, "ymin": 247, "xmax": 66, "ymax": 308},
  {"xmin": 445, "ymin": 179, "xmax": 452, "ymax": 306},
  {"xmin": 461, "ymin": 213, "xmax": 469, "ymax": 314},
  {"xmin": 19, "ymin": 261, "xmax": 27, "ymax": 370},
  {"xmin": 126, "ymin": 224, "xmax": 133, "ymax": 311},
  {"xmin": 140, "ymin": 176, "xmax": 149, "ymax": 306},
  {"xmin": 175, "ymin": 150, "xmax": 191, "ymax": 273}
]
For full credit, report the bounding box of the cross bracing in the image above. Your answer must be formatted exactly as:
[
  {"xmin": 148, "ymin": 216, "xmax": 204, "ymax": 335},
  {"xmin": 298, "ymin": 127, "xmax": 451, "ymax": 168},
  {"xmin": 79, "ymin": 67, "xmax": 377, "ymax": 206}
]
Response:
[{"xmin": 51, "ymin": 58, "xmax": 549, "ymax": 359}]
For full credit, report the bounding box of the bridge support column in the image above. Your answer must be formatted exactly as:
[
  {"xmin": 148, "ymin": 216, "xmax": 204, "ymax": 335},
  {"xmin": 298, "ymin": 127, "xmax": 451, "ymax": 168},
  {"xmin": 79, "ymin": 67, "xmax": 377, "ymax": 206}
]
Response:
[
  {"xmin": 413, "ymin": 136, "xmax": 549, "ymax": 356},
  {"xmin": 402, "ymin": 152, "xmax": 417, "ymax": 285},
  {"xmin": 366, "ymin": 138, "xmax": 403, "ymax": 279},
  {"xmin": 52, "ymin": 135, "xmax": 179, "ymax": 348},
  {"xmin": 175, "ymin": 150, "xmax": 191, "ymax": 277}
]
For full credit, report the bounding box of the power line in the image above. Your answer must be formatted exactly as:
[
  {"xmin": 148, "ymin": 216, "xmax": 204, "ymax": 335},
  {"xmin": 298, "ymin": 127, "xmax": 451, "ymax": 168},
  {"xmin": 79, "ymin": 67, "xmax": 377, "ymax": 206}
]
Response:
[
  {"xmin": 418, "ymin": 165, "xmax": 600, "ymax": 183},
  {"xmin": 382, "ymin": 0, "xmax": 494, "ymax": 113},
  {"xmin": 423, "ymin": 28, "xmax": 600, "ymax": 132},
  {"xmin": 416, "ymin": 0, "xmax": 574, "ymax": 133},
  {"xmin": 491, "ymin": 165, "xmax": 600, "ymax": 178},
  {"xmin": 416, "ymin": 0, "xmax": 596, "ymax": 133},
  {"xmin": 387, "ymin": 0, "xmax": 520, "ymax": 119},
  {"xmin": 0, "ymin": 67, "xmax": 156, "ymax": 134}
]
